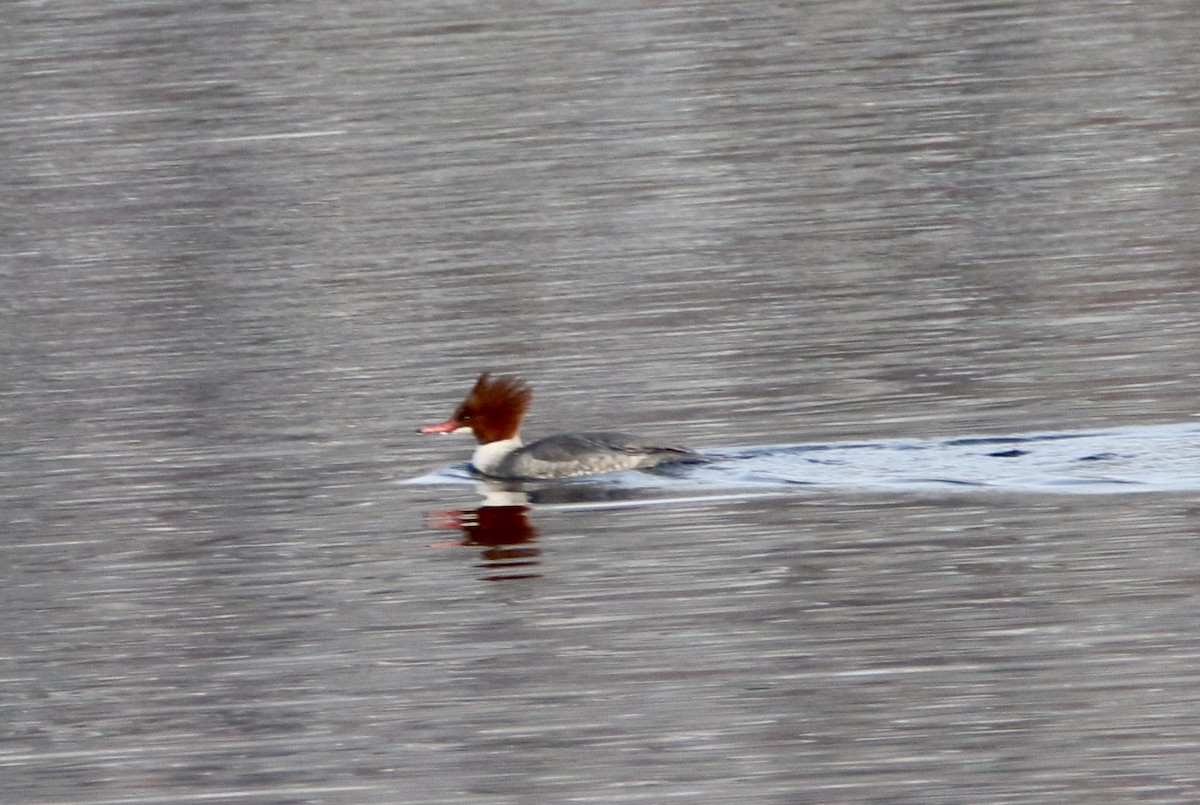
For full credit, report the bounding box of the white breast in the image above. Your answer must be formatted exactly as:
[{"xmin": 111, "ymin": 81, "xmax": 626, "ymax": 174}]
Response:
[{"xmin": 470, "ymin": 437, "xmax": 524, "ymax": 476}]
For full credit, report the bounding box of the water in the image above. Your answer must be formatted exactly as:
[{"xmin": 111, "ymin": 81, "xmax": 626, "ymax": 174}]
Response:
[{"xmin": 3, "ymin": 0, "xmax": 1200, "ymax": 802}]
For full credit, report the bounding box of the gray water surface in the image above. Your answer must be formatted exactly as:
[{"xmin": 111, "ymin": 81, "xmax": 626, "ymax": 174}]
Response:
[{"xmin": 4, "ymin": 1, "xmax": 1200, "ymax": 803}]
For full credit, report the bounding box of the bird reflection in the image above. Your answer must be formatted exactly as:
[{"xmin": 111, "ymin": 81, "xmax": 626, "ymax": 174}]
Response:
[
  {"xmin": 427, "ymin": 485, "xmax": 541, "ymax": 581},
  {"xmin": 425, "ymin": 478, "xmax": 685, "ymax": 581}
]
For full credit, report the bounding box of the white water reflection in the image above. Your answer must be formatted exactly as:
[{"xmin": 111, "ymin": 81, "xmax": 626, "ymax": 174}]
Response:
[{"xmin": 410, "ymin": 422, "xmax": 1200, "ymax": 499}]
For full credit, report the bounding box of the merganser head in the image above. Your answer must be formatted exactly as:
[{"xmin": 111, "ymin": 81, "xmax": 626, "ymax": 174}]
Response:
[{"xmin": 418, "ymin": 372, "xmax": 531, "ymax": 444}]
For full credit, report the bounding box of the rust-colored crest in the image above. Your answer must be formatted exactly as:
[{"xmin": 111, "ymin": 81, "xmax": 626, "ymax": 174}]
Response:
[{"xmin": 453, "ymin": 372, "xmax": 532, "ymax": 443}]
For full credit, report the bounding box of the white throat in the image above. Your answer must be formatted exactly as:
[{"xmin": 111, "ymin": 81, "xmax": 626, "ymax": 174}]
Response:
[{"xmin": 471, "ymin": 437, "xmax": 523, "ymax": 476}]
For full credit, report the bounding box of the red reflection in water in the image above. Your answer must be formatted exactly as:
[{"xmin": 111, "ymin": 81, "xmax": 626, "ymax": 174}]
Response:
[{"xmin": 428, "ymin": 505, "xmax": 541, "ymax": 581}]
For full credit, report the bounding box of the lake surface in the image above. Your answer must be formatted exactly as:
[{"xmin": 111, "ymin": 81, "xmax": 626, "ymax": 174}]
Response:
[{"xmin": 4, "ymin": 0, "xmax": 1200, "ymax": 802}]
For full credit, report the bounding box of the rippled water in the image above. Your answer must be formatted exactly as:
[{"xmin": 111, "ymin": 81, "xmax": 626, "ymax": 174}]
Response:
[{"xmin": 4, "ymin": 0, "xmax": 1200, "ymax": 802}]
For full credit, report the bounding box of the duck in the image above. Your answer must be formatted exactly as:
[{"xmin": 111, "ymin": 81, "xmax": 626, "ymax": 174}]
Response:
[{"xmin": 418, "ymin": 372, "xmax": 708, "ymax": 479}]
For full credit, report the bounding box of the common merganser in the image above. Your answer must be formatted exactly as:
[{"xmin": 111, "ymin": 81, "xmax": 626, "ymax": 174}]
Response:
[{"xmin": 418, "ymin": 372, "xmax": 708, "ymax": 479}]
